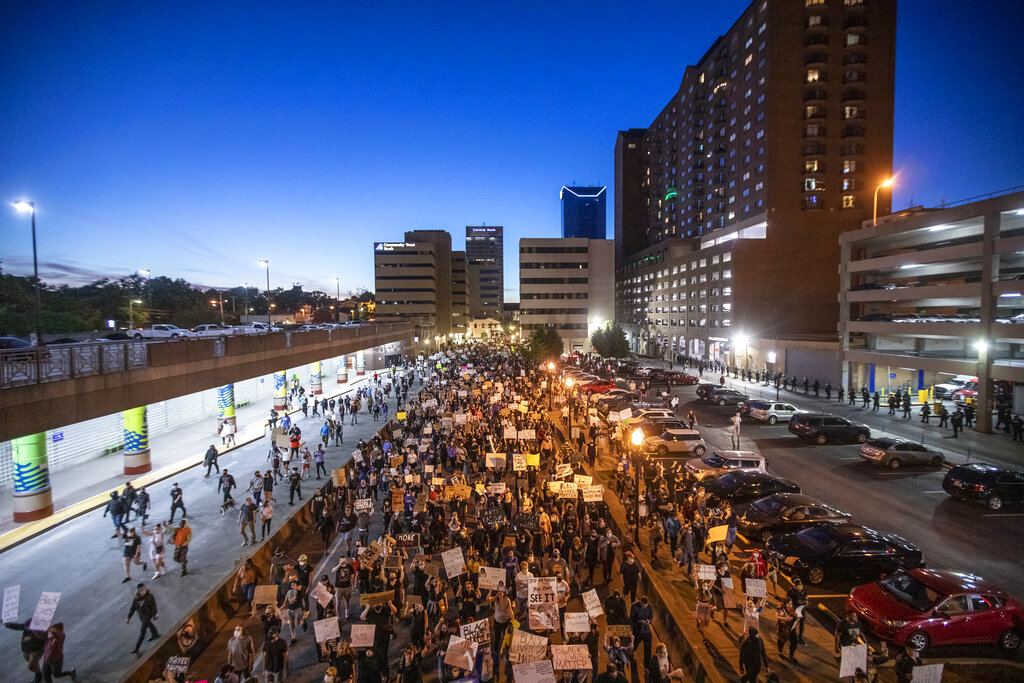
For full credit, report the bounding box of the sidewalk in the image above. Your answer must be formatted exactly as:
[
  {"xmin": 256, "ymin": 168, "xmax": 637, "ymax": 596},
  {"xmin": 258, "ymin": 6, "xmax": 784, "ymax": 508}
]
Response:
[{"xmin": 0, "ymin": 376, "xmax": 388, "ymax": 682}]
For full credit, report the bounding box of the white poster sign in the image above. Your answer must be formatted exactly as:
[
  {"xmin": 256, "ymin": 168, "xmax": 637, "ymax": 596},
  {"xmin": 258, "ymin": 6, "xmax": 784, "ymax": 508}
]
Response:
[
  {"xmin": 478, "ymin": 566, "xmax": 505, "ymax": 591},
  {"xmin": 460, "ymin": 617, "xmax": 491, "ymax": 645},
  {"xmin": 696, "ymin": 564, "xmax": 716, "ymax": 580},
  {"xmin": 350, "ymin": 623, "xmax": 376, "ymax": 648},
  {"xmin": 551, "ymin": 644, "xmax": 592, "ymax": 670},
  {"xmin": 313, "ymin": 617, "xmax": 340, "ymax": 643},
  {"xmin": 513, "ymin": 659, "xmax": 557, "ymax": 683},
  {"xmin": 30, "ymin": 591, "xmax": 60, "ymax": 632},
  {"xmin": 442, "ymin": 547, "xmax": 467, "ymax": 578},
  {"xmin": 444, "ymin": 635, "xmax": 478, "ymax": 670},
  {"xmin": 573, "ymin": 474, "xmax": 592, "ymax": 486},
  {"xmin": 581, "ymin": 485, "xmax": 603, "ymax": 502},
  {"xmin": 744, "ymin": 578, "xmax": 767, "ymax": 598},
  {"xmin": 839, "ymin": 643, "xmax": 868, "ymax": 679},
  {"xmin": 509, "ymin": 629, "xmax": 550, "ymax": 664},
  {"xmin": 582, "ymin": 589, "xmax": 603, "ymax": 618},
  {"xmin": 310, "ymin": 582, "xmax": 333, "ymax": 608},
  {"xmin": 2, "ymin": 585, "xmax": 19, "ymax": 624},
  {"xmin": 563, "ymin": 612, "xmax": 590, "ymax": 633},
  {"xmin": 912, "ymin": 664, "xmax": 944, "ymax": 683}
]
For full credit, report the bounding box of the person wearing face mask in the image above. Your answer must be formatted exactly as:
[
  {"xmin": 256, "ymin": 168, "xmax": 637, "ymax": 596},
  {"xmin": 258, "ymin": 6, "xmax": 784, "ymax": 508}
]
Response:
[
  {"xmin": 621, "ymin": 551, "xmax": 641, "ymax": 604},
  {"xmin": 262, "ymin": 627, "xmax": 289, "ymax": 683},
  {"xmin": 225, "ymin": 624, "xmax": 255, "ymax": 680},
  {"xmin": 599, "ymin": 528, "xmax": 620, "ymax": 585},
  {"xmin": 488, "ymin": 581, "xmax": 513, "ymax": 646},
  {"xmin": 648, "ymin": 642, "xmax": 684, "ymax": 683}
]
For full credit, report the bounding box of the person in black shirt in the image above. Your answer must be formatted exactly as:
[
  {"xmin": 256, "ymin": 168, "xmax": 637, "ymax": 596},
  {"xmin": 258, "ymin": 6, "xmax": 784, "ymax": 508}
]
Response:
[
  {"xmin": 126, "ymin": 584, "xmax": 159, "ymax": 654},
  {"xmin": 834, "ymin": 610, "xmax": 865, "ymax": 655},
  {"xmin": 262, "ymin": 627, "xmax": 289, "ymax": 681},
  {"xmin": 893, "ymin": 644, "xmax": 922, "ymax": 683}
]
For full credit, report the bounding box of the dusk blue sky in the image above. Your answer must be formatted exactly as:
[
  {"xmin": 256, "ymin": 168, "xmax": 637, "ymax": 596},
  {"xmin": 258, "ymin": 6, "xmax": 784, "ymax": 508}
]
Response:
[{"xmin": 2, "ymin": 1, "xmax": 1022, "ymax": 301}]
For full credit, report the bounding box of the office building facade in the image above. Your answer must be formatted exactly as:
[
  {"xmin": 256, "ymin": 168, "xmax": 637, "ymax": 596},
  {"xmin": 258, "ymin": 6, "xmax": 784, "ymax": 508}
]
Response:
[
  {"xmin": 375, "ymin": 229, "xmax": 462, "ymax": 340},
  {"xmin": 615, "ymin": 0, "xmax": 895, "ymax": 365},
  {"xmin": 519, "ymin": 238, "xmax": 615, "ymax": 352},
  {"xmin": 466, "ymin": 226, "xmax": 504, "ymax": 319},
  {"xmin": 561, "ymin": 186, "xmax": 607, "ymax": 239},
  {"xmin": 838, "ymin": 190, "xmax": 1024, "ymax": 433}
]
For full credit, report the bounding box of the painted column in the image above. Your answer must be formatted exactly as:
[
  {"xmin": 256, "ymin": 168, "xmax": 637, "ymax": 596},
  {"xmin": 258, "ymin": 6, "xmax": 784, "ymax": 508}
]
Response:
[
  {"xmin": 12, "ymin": 432, "xmax": 53, "ymax": 523},
  {"xmin": 273, "ymin": 371, "xmax": 287, "ymax": 410},
  {"xmin": 337, "ymin": 355, "xmax": 348, "ymax": 384},
  {"xmin": 123, "ymin": 406, "xmax": 152, "ymax": 475},
  {"xmin": 217, "ymin": 383, "xmax": 236, "ymax": 429},
  {"xmin": 310, "ymin": 361, "xmax": 323, "ymax": 395},
  {"xmin": 356, "ymin": 349, "xmax": 366, "ymax": 375}
]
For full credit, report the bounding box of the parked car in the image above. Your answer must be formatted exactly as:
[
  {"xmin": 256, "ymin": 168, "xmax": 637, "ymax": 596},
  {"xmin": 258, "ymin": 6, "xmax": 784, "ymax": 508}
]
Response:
[
  {"xmin": 664, "ymin": 371, "xmax": 700, "ymax": 385},
  {"xmin": 943, "ymin": 463, "xmax": 1024, "ymax": 511},
  {"xmin": 0, "ymin": 337, "xmax": 31, "ymax": 349},
  {"xmin": 707, "ymin": 388, "xmax": 750, "ymax": 406},
  {"xmin": 131, "ymin": 324, "xmax": 193, "ymax": 340},
  {"xmin": 580, "ymin": 379, "xmax": 617, "ymax": 394},
  {"xmin": 748, "ymin": 401, "xmax": 801, "ymax": 425},
  {"xmin": 736, "ymin": 493, "xmax": 850, "ymax": 544},
  {"xmin": 695, "ymin": 383, "xmax": 719, "ymax": 400},
  {"xmin": 860, "ymin": 438, "xmax": 945, "ymax": 469},
  {"xmin": 190, "ymin": 323, "xmax": 239, "ymax": 337},
  {"xmin": 766, "ymin": 523, "xmax": 921, "ymax": 586},
  {"xmin": 633, "ymin": 408, "xmax": 677, "ymax": 421},
  {"xmin": 100, "ymin": 332, "xmax": 132, "ymax": 341},
  {"xmin": 685, "ymin": 450, "xmax": 767, "ymax": 481},
  {"xmin": 848, "ymin": 568, "xmax": 1024, "ymax": 652},
  {"xmin": 634, "ymin": 418, "xmax": 688, "ymax": 435},
  {"xmin": 642, "ymin": 429, "xmax": 707, "ymax": 457},
  {"xmin": 697, "ymin": 471, "xmax": 800, "ymax": 507},
  {"xmin": 238, "ymin": 322, "xmax": 282, "ymax": 333},
  {"xmin": 788, "ymin": 413, "xmax": 871, "ymax": 444},
  {"xmin": 933, "ymin": 375, "xmax": 975, "ymax": 399}
]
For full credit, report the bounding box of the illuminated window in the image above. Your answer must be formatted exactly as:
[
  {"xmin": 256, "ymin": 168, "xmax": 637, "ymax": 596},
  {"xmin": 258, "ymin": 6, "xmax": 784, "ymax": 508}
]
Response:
[
  {"xmin": 805, "ymin": 0, "xmax": 825, "ymax": 5},
  {"xmin": 805, "ymin": 160, "xmax": 820, "ymax": 173},
  {"xmin": 843, "ymin": 105, "xmax": 861, "ymax": 119},
  {"xmin": 846, "ymin": 33, "xmax": 862, "ymax": 46},
  {"xmin": 842, "ymin": 195, "xmax": 856, "ymax": 208},
  {"xmin": 806, "ymin": 69, "xmax": 821, "ymax": 82},
  {"xmin": 842, "ymin": 178, "xmax": 857, "ymax": 191},
  {"xmin": 808, "ymin": 15, "xmax": 822, "ymax": 26},
  {"xmin": 843, "ymin": 160, "xmax": 857, "ymax": 174}
]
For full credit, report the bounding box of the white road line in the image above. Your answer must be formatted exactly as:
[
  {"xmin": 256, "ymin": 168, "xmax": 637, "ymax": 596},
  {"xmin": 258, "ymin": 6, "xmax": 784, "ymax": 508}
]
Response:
[
  {"xmin": 838, "ymin": 457, "xmax": 861, "ymax": 460},
  {"xmin": 922, "ymin": 490, "xmax": 946, "ymax": 494}
]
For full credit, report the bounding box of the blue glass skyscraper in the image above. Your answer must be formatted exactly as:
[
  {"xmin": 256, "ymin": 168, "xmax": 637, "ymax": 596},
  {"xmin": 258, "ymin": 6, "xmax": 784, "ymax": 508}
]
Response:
[{"xmin": 560, "ymin": 186, "xmax": 606, "ymax": 239}]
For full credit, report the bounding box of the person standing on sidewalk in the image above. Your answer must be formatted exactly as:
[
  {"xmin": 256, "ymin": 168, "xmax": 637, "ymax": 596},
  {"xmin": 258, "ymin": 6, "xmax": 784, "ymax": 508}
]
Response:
[
  {"xmin": 205, "ymin": 444, "xmax": 220, "ymax": 477},
  {"xmin": 127, "ymin": 583, "xmax": 159, "ymax": 654},
  {"xmin": 172, "ymin": 519, "xmax": 192, "ymax": 576},
  {"xmin": 121, "ymin": 527, "xmax": 147, "ymax": 583},
  {"xmin": 320, "ymin": 422, "xmax": 331, "ymax": 449},
  {"xmin": 902, "ymin": 394, "xmax": 912, "ymax": 419},
  {"xmin": 335, "ymin": 418, "xmax": 344, "ymax": 446},
  {"xmin": 238, "ymin": 497, "xmax": 257, "ymax": 546}
]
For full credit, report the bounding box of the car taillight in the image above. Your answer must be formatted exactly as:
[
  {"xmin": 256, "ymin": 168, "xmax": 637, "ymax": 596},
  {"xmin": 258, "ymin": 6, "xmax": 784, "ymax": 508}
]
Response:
[{"xmin": 974, "ymin": 483, "xmax": 987, "ymax": 492}]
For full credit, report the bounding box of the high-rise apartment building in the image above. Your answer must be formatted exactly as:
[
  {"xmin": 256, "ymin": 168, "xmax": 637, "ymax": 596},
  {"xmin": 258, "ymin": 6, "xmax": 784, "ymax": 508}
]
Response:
[
  {"xmin": 615, "ymin": 0, "xmax": 895, "ymax": 364},
  {"xmin": 561, "ymin": 186, "xmax": 607, "ymax": 239},
  {"xmin": 519, "ymin": 238, "xmax": 614, "ymax": 352},
  {"xmin": 466, "ymin": 226, "xmax": 504, "ymax": 319},
  {"xmin": 375, "ymin": 229, "xmax": 461, "ymax": 339},
  {"xmin": 451, "ymin": 250, "xmax": 471, "ymax": 337}
]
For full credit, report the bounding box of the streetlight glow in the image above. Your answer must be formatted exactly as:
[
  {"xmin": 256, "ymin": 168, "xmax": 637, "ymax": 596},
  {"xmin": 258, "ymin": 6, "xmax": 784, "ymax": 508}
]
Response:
[
  {"xmin": 547, "ymin": 361, "xmax": 555, "ymax": 371},
  {"xmin": 631, "ymin": 428, "xmax": 644, "ymax": 446},
  {"xmin": 873, "ymin": 176, "xmax": 896, "ymax": 226},
  {"xmin": 974, "ymin": 340, "xmax": 989, "ymax": 353}
]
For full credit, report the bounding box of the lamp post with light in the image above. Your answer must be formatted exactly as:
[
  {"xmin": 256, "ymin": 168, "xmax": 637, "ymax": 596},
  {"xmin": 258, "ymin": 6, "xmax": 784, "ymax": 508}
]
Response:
[
  {"xmin": 547, "ymin": 361, "xmax": 556, "ymax": 410},
  {"xmin": 128, "ymin": 299, "xmax": 142, "ymax": 328},
  {"xmin": 873, "ymin": 177, "xmax": 894, "ymax": 226},
  {"xmin": 11, "ymin": 200, "xmax": 42, "ymax": 344},
  {"xmin": 332, "ymin": 277, "xmax": 341, "ymax": 321},
  {"xmin": 258, "ymin": 260, "xmax": 271, "ymax": 326},
  {"xmin": 630, "ymin": 427, "xmax": 645, "ymax": 545},
  {"xmin": 211, "ymin": 296, "xmax": 225, "ymax": 326}
]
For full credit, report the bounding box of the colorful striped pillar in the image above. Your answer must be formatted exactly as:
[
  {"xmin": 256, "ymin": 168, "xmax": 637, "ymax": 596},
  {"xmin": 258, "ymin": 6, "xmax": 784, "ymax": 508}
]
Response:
[
  {"xmin": 337, "ymin": 355, "xmax": 348, "ymax": 384},
  {"xmin": 12, "ymin": 432, "xmax": 53, "ymax": 523},
  {"xmin": 273, "ymin": 371, "xmax": 287, "ymax": 410},
  {"xmin": 310, "ymin": 361, "xmax": 323, "ymax": 395},
  {"xmin": 122, "ymin": 406, "xmax": 152, "ymax": 474},
  {"xmin": 356, "ymin": 350, "xmax": 366, "ymax": 375},
  {"xmin": 217, "ymin": 383, "xmax": 236, "ymax": 429}
]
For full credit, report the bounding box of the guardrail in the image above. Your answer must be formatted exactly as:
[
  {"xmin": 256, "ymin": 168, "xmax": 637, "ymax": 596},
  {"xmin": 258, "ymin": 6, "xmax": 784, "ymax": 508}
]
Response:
[{"xmin": 0, "ymin": 323, "xmax": 411, "ymax": 389}]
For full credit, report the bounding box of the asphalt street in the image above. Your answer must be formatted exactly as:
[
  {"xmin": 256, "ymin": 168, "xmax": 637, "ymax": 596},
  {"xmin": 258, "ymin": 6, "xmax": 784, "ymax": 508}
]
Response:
[
  {"xmin": 0, "ymin": 380, "xmax": 386, "ymax": 682},
  {"xmin": 631, "ymin": 374, "xmax": 1024, "ymax": 661}
]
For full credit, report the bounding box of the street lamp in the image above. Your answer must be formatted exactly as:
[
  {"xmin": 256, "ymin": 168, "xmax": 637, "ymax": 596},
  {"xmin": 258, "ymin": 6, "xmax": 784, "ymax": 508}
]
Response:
[
  {"xmin": 129, "ymin": 299, "xmax": 142, "ymax": 328},
  {"xmin": 11, "ymin": 200, "xmax": 42, "ymax": 344},
  {"xmin": 630, "ymin": 427, "xmax": 645, "ymax": 544},
  {"xmin": 210, "ymin": 296, "xmax": 225, "ymax": 325},
  {"xmin": 547, "ymin": 361, "xmax": 556, "ymax": 409},
  {"xmin": 873, "ymin": 177, "xmax": 895, "ymax": 226},
  {"xmin": 258, "ymin": 260, "xmax": 271, "ymax": 326},
  {"xmin": 332, "ymin": 277, "xmax": 341, "ymax": 321},
  {"xmin": 733, "ymin": 334, "xmax": 749, "ymax": 371}
]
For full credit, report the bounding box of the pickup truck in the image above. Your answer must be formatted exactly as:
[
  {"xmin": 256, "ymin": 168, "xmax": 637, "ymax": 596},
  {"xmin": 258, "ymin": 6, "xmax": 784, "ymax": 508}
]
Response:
[
  {"xmin": 131, "ymin": 324, "xmax": 193, "ymax": 340},
  {"xmin": 236, "ymin": 322, "xmax": 283, "ymax": 334},
  {"xmin": 190, "ymin": 324, "xmax": 239, "ymax": 337}
]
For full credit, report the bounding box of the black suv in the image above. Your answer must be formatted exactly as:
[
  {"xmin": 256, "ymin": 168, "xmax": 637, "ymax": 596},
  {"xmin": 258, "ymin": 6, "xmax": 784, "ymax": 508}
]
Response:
[
  {"xmin": 695, "ymin": 471, "xmax": 800, "ymax": 507},
  {"xmin": 943, "ymin": 462, "xmax": 1024, "ymax": 511},
  {"xmin": 788, "ymin": 413, "xmax": 870, "ymax": 444}
]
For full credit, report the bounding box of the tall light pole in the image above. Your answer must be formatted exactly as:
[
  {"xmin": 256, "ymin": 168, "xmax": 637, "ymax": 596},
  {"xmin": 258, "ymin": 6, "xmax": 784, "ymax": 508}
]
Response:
[
  {"xmin": 333, "ymin": 277, "xmax": 341, "ymax": 321},
  {"xmin": 12, "ymin": 201, "xmax": 41, "ymax": 344},
  {"xmin": 631, "ymin": 427, "xmax": 645, "ymax": 545},
  {"xmin": 210, "ymin": 296, "xmax": 225, "ymax": 325},
  {"xmin": 873, "ymin": 177, "xmax": 894, "ymax": 226},
  {"xmin": 547, "ymin": 361, "xmax": 555, "ymax": 410},
  {"xmin": 258, "ymin": 260, "xmax": 271, "ymax": 326}
]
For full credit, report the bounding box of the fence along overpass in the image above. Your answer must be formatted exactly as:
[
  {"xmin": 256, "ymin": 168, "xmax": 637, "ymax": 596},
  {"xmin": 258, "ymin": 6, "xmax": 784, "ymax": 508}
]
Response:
[{"xmin": 0, "ymin": 323, "xmax": 414, "ymax": 444}]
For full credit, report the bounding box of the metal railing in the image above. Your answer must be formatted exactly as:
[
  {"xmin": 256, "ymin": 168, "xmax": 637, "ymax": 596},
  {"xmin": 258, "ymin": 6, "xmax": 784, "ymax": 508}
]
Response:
[{"xmin": 1, "ymin": 341, "xmax": 150, "ymax": 388}]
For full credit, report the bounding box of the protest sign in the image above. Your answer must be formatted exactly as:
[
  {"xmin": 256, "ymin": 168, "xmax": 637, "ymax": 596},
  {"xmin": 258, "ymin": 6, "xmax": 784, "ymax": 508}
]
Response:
[
  {"xmin": 707, "ymin": 525, "xmax": 728, "ymax": 543},
  {"xmin": 563, "ymin": 612, "xmax": 590, "ymax": 633},
  {"xmin": 606, "ymin": 624, "xmax": 633, "ymax": 645},
  {"xmin": 581, "ymin": 589, "xmax": 603, "ymax": 618},
  {"xmin": 458, "ymin": 391, "xmax": 468, "ymax": 398},
  {"xmin": 354, "ymin": 498, "xmax": 373, "ymax": 512},
  {"xmin": 349, "ymin": 623, "xmax": 375, "ymax": 647},
  {"xmin": 558, "ymin": 482, "xmax": 578, "ymax": 499},
  {"xmin": 618, "ymin": 408, "xmax": 632, "ymax": 422},
  {"xmin": 164, "ymin": 656, "xmax": 190, "ymax": 674},
  {"xmin": 696, "ymin": 564, "xmax": 716, "ymax": 581},
  {"xmin": 912, "ymin": 664, "xmax": 944, "ymax": 683},
  {"xmin": 529, "ymin": 603, "xmax": 560, "ymax": 630},
  {"xmin": 455, "ymin": 412, "xmax": 467, "ymax": 425},
  {"xmin": 444, "ymin": 635, "xmax": 478, "ymax": 671},
  {"xmin": 486, "ymin": 453, "xmax": 507, "ymax": 468},
  {"xmin": 512, "ymin": 453, "xmax": 526, "ymax": 471},
  {"xmin": 383, "ymin": 556, "xmax": 402, "ymax": 571},
  {"xmin": 481, "ymin": 507, "xmax": 507, "ymax": 527},
  {"xmin": 528, "ymin": 577, "xmax": 557, "ymax": 605},
  {"xmin": 392, "ymin": 490, "xmax": 405, "ymax": 508},
  {"xmin": 509, "ymin": 629, "xmax": 549, "ymax": 664},
  {"xmin": 581, "ymin": 485, "xmax": 604, "ymax": 502},
  {"xmin": 839, "ymin": 643, "xmax": 868, "ymax": 679},
  {"xmin": 554, "ymin": 464, "xmax": 573, "ymax": 479},
  {"xmin": 460, "ymin": 618, "xmax": 491, "ymax": 645},
  {"xmin": 512, "ymin": 659, "xmax": 557, "ymax": 683},
  {"xmin": 442, "ymin": 547, "xmax": 467, "ymax": 578},
  {"xmin": 516, "ymin": 513, "xmax": 540, "ymax": 531},
  {"xmin": 573, "ymin": 474, "xmax": 593, "ymax": 486},
  {"xmin": 310, "ymin": 582, "xmax": 333, "ymax": 608},
  {"xmin": 253, "ymin": 584, "xmax": 278, "ymax": 606},
  {"xmin": 274, "ymin": 435, "xmax": 290, "ymax": 448},
  {"xmin": 2, "ymin": 585, "xmax": 19, "ymax": 623},
  {"xmin": 396, "ymin": 411, "xmax": 407, "ymax": 420},
  {"xmin": 526, "ymin": 453, "xmax": 540, "ymax": 467},
  {"xmin": 360, "ymin": 541, "xmax": 384, "ymax": 566},
  {"xmin": 547, "ymin": 480, "xmax": 562, "ymax": 494},
  {"xmin": 551, "ymin": 644, "xmax": 592, "ymax": 670},
  {"xmin": 478, "ymin": 566, "xmax": 505, "ymax": 591},
  {"xmin": 722, "ymin": 577, "xmax": 737, "ymax": 609},
  {"xmin": 390, "ymin": 455, "xmax": 404, "ymax": 468},
  {"xmin": 503, "ymin": 427, "xmax": 517, "ymax": 440},
  {"xmin": 488, "ymin": 482, "xmax": 507, "ymax": 495},
  {"xmin": 744, "ymin": 578, "xmax": 767, "ymax": 598},
  {"xmin": 313, "ymin": 617, "xmax": 340, "ymax": 643},
  {"xmin": 518, "ymin": 429, "xmax": 536, "ymax": 440},
  {"xmin": 395, "ymin": 533, "xmax": 420, "ymax": 549},
  {"xmin": 30, "ymin": 591, "xmax": 60, "ymax": 631},
  {"xmin": 332, "ymin": 468, "xmax": 346, "ymax": 487},
  {"xmin": 359, "ymin": 590, "xmax": 395, "ymax": 606}
]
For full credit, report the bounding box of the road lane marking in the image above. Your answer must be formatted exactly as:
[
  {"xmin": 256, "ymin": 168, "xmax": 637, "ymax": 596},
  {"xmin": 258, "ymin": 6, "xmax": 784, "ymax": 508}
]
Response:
[
  {"xmin": 922, "ymin": 490, "xmax": 946, "ymax": 494},
  {"xmin": 982, "ymin": 513, "xmax": 1024, "ymax": 517}
]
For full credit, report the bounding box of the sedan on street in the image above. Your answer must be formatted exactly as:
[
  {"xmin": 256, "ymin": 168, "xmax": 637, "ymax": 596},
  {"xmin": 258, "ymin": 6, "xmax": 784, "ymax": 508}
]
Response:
[
  {"xmin": 697, "ymin": 471, "xmax": 800, "ymax": 507},
  {"xmin": 859, "ymin": 438, "xmax": 945, "ymax": 469},
  {"xmin": 736, "ymin": 493, "xmax": 851, "ymax": 544}
]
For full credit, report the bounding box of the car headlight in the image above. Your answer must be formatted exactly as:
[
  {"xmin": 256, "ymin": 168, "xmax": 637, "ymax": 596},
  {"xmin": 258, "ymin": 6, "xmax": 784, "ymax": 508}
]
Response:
[{"xmin": 881, "ymin": 619, "xmax": 910, "ymax": 628}]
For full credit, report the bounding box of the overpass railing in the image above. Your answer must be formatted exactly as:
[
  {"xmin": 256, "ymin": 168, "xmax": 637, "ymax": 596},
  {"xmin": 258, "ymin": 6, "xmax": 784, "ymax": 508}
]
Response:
[{"xmin": 0, "ymin": 341, "xmax": 150, "ymax": 388}]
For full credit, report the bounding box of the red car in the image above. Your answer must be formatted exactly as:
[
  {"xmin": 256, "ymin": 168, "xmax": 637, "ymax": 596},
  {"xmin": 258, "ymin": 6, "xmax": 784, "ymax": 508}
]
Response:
[
  {"xmin": 580, "ymin": 380, "xmax": 617, "ymax": 394},
  {"xmin": 847, "ymin": 568, "xmax": 1024, "ymax": 652},
  {"xmin": 664, "ymin": 371, "xmax": 699, "ymax": 385}
]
